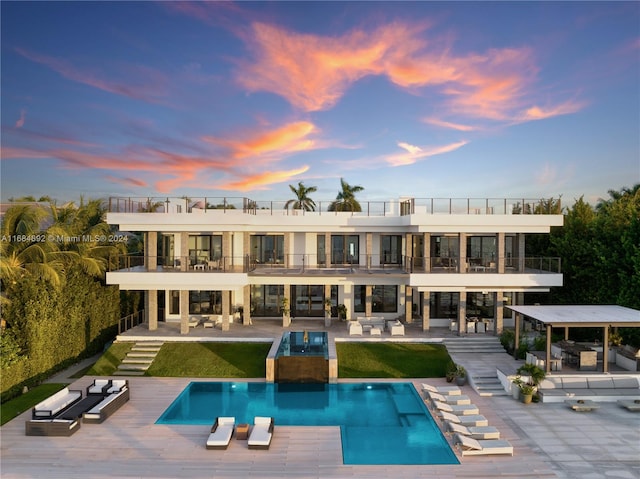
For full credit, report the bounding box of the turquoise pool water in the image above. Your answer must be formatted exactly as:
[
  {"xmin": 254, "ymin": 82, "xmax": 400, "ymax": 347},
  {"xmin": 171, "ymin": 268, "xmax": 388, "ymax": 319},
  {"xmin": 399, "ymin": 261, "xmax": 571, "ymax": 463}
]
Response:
[{"xmin": 156, "ymin": 382, "xmax": 458, "ymax": 465}]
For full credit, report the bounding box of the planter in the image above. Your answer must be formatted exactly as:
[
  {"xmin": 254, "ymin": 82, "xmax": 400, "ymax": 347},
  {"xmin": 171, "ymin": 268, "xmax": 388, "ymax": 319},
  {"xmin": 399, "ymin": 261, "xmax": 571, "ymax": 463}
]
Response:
[
  {"xmin": 282, "ymin": 314, "xmax": 291, "ymax": 327},
  {"xmin": 511, "ymin": 383, "xmax": 521, "ymax": 399},
  {"xmin": 608, "ymin": 348, "xmax": 616, "ymax": 363},
  {"xmin": 455, "ymin": 376, "xmax": 467, "ymax": 386},
  {"xmin": 324, "ymin": 314, "xmax": 331, "ymax": 328},
  {"xmin": 520, "ymin": 393, "xmax": 533, "ymax": 404}
]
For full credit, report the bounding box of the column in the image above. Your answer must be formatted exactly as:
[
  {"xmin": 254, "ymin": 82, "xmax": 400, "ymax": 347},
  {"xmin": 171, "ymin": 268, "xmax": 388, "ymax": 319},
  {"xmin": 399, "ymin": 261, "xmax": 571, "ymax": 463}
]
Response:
[
  {"xmin": 180, "ymin": 290, "xmax": 189, "ymax": 334},
  {"xmin": 458, "ymin": 291, "xmax": 467, "ymax": 335},
  {"xmin": 497, "ymin": 232, "xmax": 505, "ymax": 273},
  {"xmin": 494, "ymin": 292, "xmax": 504, "ymax": 335},
  {"xmin": 325, "ymin": 233, "xmax": 331, "ymax": 266},
  {"xmin": 424, "ymin": 233, "xmax": 431, "ymax": 273},
  {"xmin": 422, "ymin": 291, "xmax": 430, "ymax": 331},
  {"xmin": 404, "ymin": 286, "xmax": 413, "ymax": 323},
  {"xmin": 518, "ymin": 233, "xmax": 526, "ymax": 272},
  {"xmin": 222, "ymin": 290, "xmax": 230, "ymax": 331},
  {"xmin": 282, "ymin": 286, "xmax": 291, "ymax": 327},
  {"xmin": 146, "ymin": 290, "xmax": 158, "ymax": 331},
  {"xmin": 545, "ymin": 324, "xmax": 552, "ymax": 374},
  {"xmin": 222, "ymin": 232, "xmax": 232, "ymax": 271},
  {"xmin": 146, "ymin": 232, "xmax": 157, "ymax": 270},
  {"xmin": 405, "ymin": 233, "xmax": 412, "ymax": 272},
  {"xmin": 602, "ymin": 326, "xmax": 609, "ymax": 373},
  {"xmin": 366, "ymin": 232, "xmax": 373, "ymax": 268},
  {"xmin": 513, "ymin": 312, "xmax": 521, "ymax": 359},
  {"xmin": 459, "ymin": 233, "xmax": 467, "ymax": 273},
  {"xmin": 243, "ymin": 285, "xmax": 251, "ymax": 325},
  {"xmin": 365, "ymin": 285, "xmax": 372, "ymax": 317},
  {"xmin": 284, "ymin": 232, "xmax": 291, "ymax": 268},
  {"xmin": 180, "ymin": 232, "xmax": 188, "ymax": 271}
]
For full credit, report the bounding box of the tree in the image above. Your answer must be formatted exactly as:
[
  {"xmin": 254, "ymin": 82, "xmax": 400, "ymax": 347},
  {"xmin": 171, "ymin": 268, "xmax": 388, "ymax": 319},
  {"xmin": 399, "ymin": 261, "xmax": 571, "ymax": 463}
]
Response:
[
  {"xmin": 284, "ymin": 182, "xmax": 317, "ymax": 211},
  {"xmin": 328, "ymin": 178, "xmax": 364, "ymax": 212}
]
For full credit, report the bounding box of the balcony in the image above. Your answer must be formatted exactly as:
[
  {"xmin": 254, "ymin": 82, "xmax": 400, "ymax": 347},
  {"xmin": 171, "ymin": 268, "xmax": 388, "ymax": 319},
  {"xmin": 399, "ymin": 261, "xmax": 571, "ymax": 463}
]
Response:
[{"xmin": 108, "ymin": 254, "xmax": 561, "ymax": 275}]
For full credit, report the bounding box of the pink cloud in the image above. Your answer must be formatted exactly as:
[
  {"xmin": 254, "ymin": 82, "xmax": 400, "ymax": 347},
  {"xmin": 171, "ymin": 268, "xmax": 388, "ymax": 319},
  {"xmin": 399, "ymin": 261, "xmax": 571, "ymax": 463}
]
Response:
[
  {"xmin": 15, "ymin": 110, "xmax": 26, "ymax": 128},
  {"xmin": 384, "ymin": 140, "xmax": 468, "ymax": 166},
  {"xmin": 105, "ymin": 175, "xmax": 148, "ymax": 188},
  {"xmin": 217, "ymin": 166, "xmax": 310, "ymax": 191},
  {"xmin": 15, "ymin": 48, "xmax": 168, "ymax": 104},
  {"xmin": 518, "ymin": 100, "xmax": 587, "ymax": 121},
  {"xmin": 423, "ymin": 117, "xmax": 477, "ymax": 131}
]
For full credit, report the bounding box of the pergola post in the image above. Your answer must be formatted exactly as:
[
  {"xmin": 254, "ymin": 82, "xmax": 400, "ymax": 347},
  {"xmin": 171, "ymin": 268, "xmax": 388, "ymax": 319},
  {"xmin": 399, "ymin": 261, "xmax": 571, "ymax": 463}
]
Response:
[
  {"xmin": 513, "ymin": 312, "xmax": 521, "ymax": 359},
  {"xmin": 602, "ymin": 326, "xmax": 609, "ymax": 373},
  {"xmin": 545, "ymin": 324, "xmax": 552, "ymax": 374}
]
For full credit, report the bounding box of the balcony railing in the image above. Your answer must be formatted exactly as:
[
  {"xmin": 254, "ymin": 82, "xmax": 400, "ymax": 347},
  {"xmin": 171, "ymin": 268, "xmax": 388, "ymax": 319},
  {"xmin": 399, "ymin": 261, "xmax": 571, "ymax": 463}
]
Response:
[
  {"xmin": 107, "ymin": 196, "xmax": 560, "ymax": 216},
  {"xmin": 108, "ymin": 254, "xmax": 561, "ymax": 274}
]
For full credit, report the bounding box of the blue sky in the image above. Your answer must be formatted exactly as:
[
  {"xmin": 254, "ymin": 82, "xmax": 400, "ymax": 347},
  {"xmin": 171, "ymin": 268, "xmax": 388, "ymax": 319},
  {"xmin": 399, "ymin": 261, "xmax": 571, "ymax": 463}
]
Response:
[{"xmin": 1, "ymin": 1, "xmax": 638, "ymax": 206}]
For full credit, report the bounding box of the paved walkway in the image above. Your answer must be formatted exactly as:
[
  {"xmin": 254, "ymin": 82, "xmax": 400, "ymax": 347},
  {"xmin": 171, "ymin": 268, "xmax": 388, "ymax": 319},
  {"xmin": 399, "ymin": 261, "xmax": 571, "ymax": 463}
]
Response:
[{"xmin": 2, "ymin": 322, "xmax": 639, "ymax": 479}]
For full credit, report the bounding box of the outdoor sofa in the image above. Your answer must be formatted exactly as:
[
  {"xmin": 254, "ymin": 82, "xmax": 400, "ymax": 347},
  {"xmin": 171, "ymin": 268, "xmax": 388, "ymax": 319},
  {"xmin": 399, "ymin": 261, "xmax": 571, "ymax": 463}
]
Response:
[
  {"xmin": 82, "ymin": 380, "xmax": 130, "ymax": 424},
  {"xmin": 32, "ymin": 387, "xmax": 82, "ymax": 419},
  {"xmin": 206, "ymin": 417, "xmax": 235, "ymax": 449},
  {"xmin": 25, "ymin": 418, "xmax": 81, "ymax": 437},
  {"xmin": 537, "ymin": 376, "xmax": 640, "ymax": 403},
  {"xmin": 247, "ymin": 416, "xmax": 274, "ymax": 449}
]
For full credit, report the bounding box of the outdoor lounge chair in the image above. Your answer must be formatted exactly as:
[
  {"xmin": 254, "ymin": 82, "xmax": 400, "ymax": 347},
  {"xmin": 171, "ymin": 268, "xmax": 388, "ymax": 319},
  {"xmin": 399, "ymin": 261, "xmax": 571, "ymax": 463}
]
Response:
[
  {"xmin": 188, "ymin": 317, "xmax": 200, "ymax": 328},
  {"xmin": 438, "ymin": 410, "xmax": 489, "ymax": 427},
  {"xmin": 448, "ymin": 421, "xmax": 501, "ymax": 439},
  {"xmin": 247, "ymin": 416, "xmax": 274, "ymax": 449},
  {"xmin": 433, "ymin": 400, "xmax": 480, "ymax": 416},
  {"xmin": 427, "ymin": 391, "xmax": 471, "ymax": 405},
  {"xmin": 206, "ymin": 417, "xmax": 235, "ymax": 450},
  {"xmin": 455, "ymin": 434, "xmax": 513, "ymax": 456},
  {"xmin": 348, "ymin": 321, "xmax": 363, "ymax": 336},
  {"xmin": 421, "ymin": 383, "xmax": 462, "ymax": 396}
]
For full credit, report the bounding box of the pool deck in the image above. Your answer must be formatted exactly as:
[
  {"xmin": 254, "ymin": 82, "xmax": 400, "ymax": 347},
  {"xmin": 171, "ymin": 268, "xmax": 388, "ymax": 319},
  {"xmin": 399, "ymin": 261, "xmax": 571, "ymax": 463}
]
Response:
[{"xmin": 2, "ymin": 321, "xmax": 639, "ymax": 478}]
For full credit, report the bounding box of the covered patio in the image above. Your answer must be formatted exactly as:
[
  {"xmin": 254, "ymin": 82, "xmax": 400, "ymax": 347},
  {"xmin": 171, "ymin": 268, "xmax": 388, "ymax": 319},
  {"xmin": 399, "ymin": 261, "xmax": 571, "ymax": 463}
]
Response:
[{"xmin": 507, "ymin": 305, "xmax": 640, "ymax": 373}]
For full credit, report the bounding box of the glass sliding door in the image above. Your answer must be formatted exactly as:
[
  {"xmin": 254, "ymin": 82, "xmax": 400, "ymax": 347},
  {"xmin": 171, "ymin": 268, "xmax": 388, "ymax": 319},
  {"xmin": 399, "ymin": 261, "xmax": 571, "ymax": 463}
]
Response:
[
  {"xmin": 331, "ymin": 234, "xmax": 359, "ymax": 265},
  {"xmin": 251, "ymin": 235, "xmax": 284, "ymax": 264},
  {"xmin": 292, "ymin": 285, "xmax": 325, "ymax": 317},
  {"xmin": 381, "ymin": 235, "xmax": 402, "ymax": 264}
]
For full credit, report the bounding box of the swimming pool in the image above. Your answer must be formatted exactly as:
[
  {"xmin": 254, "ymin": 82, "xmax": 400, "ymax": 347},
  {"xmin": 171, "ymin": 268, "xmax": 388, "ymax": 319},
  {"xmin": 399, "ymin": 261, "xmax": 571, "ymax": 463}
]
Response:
[{"xmin": 157, "ymin": 382, "xmax": 458, "ymax": 465}]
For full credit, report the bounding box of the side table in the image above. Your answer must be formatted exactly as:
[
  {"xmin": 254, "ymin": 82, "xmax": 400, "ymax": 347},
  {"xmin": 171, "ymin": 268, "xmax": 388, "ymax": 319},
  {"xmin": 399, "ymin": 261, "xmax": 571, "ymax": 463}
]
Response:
[{"xmin": 235, "ymin": 423, "xmax": 249, "ymax": 440}]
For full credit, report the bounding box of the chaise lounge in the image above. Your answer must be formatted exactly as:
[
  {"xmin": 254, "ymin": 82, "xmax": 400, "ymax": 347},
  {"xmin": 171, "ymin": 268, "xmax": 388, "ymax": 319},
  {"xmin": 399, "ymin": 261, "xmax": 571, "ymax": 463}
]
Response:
[
  {"xmin": 247, "ymin": 416, "xmax": 274, "ymax": 450},
  {"xmin": 448, "ymin": 422, "xmax": 501, "ymax": 439},
  {"xmin": 427, "ymin": 391, "xmax": 471, "ymax": 405},
  {"xmin": 438, "ymin": 410, "xmax": 489, "ymax": 427},
  {"xmin": 421, "ymin": 383, "xmax": 462, "ymax": 396},
  {"xmin": 433, "ymin": 401, "xmax": 480, "ymax": 416},
  {"xmin": 206, "ymin": 417, "xmax": 235, "ymax": 449},
  {"xmin": 455, "ymin": 434, "xmax": 514, "ymax": 456}
]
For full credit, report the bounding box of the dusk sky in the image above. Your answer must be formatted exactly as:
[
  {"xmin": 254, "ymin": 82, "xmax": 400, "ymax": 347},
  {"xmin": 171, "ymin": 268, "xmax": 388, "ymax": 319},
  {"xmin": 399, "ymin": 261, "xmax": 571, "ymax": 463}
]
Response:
[{"xmin": 1, "ymin": 1, "xmax": 638, "ymax": 206}]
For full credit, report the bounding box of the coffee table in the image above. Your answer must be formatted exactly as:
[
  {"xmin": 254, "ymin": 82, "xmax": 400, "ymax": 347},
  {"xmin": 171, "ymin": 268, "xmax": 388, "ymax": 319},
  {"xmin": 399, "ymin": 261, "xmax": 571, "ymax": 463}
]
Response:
[
  {"xmin": 565, "ymin": 399, "xmax": 600, "ymax": 412},
  {"xmin": 235, "ymin": 423, "xmax": 249, "ymax": 440}
]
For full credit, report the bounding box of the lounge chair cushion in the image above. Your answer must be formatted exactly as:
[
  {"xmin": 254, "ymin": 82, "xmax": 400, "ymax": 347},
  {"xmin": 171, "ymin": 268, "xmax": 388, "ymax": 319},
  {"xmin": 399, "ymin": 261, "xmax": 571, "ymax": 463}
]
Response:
[
  {"xmin": 206, "ymin": 417, "xmax": 235, "ymax": 449},
  {"xmin": 433, "ymin": 401, "xmax": 479, "ymax": 415},
  {"xmin": 33, "ymin": 387, "xmax": 82, "ymax": 417},
  {"xmin": 87, "ymin": 379, "xmax": 111, "ymax": 395},
  {"xmin": 561, "ymin": 377, "xmax": 588, "ymax": 389},
  {"xmin": 587, "ymin": 377, "xmax": 615, "ymax": 389},
  {"xmin": 421, "ymin": 383, "xmax": 462, "ymax": 396},
  {"xmin": 612, "ymin": 377, "xmax": 640, "ymax": 389},
  {"xmin": 448, "ymin": 422, "xmax": 501, "ymax": 439},
  {"xmin": 107, "ymin": 380, "xmax": 128, "ymax": 394},
  {"xmin": 438, "ymin": 411, "xmax": 489, "ymax": 427},
  {"xmin": 428, "ymin": 391, "xmax": 471, "ymax": 405}
]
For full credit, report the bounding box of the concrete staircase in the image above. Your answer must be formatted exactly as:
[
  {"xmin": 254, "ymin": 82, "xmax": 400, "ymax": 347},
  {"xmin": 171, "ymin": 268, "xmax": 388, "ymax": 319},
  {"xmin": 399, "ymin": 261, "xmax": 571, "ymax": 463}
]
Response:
[
  {"xmin": 443, "ymin": 336, "xmax": 510, "ymax": 396},
  {"xmin": 114, "ymin": 341, "xmax": 164, "ymax": 376}
]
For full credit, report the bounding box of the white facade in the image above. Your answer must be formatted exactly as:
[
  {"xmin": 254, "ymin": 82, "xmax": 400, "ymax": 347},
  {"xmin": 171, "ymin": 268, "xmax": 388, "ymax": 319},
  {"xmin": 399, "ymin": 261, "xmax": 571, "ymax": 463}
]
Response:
[{"xmin": 106, "ymin": 197, "xmax": 563, "ymax": 334}]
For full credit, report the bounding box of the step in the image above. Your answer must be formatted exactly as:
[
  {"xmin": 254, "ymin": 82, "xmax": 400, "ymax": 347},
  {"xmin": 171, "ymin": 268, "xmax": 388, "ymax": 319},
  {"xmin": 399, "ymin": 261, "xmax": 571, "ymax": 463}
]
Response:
[
  {"xmin": 118, "ymin": 364, "xmax": 150, "ymax": 371},
  {"xmin": 131, "ymin": 346, "xmax": 162, "ymax": 352},
  {"xmin": 128, "ymin": 352, "xmax": 159, "ymax": 358},
  {"xmin": 113, "ymin": 370, "xmax": 146, "ymax": 376},
  {"xmin": 122, "ymin": 358, "xmax": 154, "ymax": 365}
]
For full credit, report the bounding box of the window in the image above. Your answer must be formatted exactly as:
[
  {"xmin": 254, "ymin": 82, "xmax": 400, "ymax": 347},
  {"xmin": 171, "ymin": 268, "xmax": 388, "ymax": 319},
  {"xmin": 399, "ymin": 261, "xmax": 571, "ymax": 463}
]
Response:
[
  {"xmin": 431, "ymin": 236, "xmax": 459, "ymax": 267},
  {"xmin": 250, "ymin": 285, "xmax": 284, "ymax": 316},
  {"xmin": 251, "ymin": 235, "xmax": 284, "ymax": 264},
  {"xmin": 188, "ymin": 290, "xmax": 222, "ymax": 314},
  {"xmin": 354, "ymin": 285, "xmax": 366, "ymax": 313},
  {"xmin": 467, "ymin": 292, "xmax": 495, "ymax": 318},
  {"xmin": 372, "ymin": 285, "xmax": 397, "ymax": 313},
  {"xmin": 331, "ymin": 234, "xmax": 359, "ymax": 264},
  {"xmin": 381, "ymin": 235, "xmax": 402, "ymax": 264},
  {"xmin": 292, "ymin": 285, "xmax": 325, "ymax": 317},
  {"xmin": 169, "ymin": 290, "xmax": 180, "ymax": 315},
  {"xmin": 429, "ymin": 292, "xmax": 459, "ymax": 319},
  {"xmin": 188, "ymin": 235, "xmax": 222, "ymax": 266},
  {"xmin": 467, "ymin": 236, "xmax": 496, "ymax": 266},
  {"xmin": 317, "ymin": 234, "xmax": 326, "ymax": 265}
]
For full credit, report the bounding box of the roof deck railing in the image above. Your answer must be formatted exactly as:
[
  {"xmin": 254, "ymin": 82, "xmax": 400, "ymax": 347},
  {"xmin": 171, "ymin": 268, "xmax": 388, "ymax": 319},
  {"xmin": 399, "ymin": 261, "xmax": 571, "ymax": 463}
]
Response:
[{"xmin": 107, "ymin": 196, "xmax": 561, "ymax": 216}]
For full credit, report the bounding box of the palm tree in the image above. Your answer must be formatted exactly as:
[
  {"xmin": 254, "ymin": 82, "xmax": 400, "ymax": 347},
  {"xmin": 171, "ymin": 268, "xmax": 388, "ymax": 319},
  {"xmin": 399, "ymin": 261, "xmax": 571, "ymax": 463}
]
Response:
[
  {"xmin": 285, "ymin": 182, "xmax": 317, "ymax": 211},
  {"xmin": 328, "ymin": 178, "xmax": 364, "ymax": 212}
]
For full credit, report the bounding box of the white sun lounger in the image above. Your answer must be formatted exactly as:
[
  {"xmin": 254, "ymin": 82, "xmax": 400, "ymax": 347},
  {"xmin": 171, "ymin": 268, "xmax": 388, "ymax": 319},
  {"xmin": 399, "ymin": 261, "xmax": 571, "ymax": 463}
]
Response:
[
  {"xmin": 427, "ymin": 391, "xmax": 471, "ymax": 405},
  {"xmin": 438, "ymin": 410, "xmax": 489, "ymax": 427},
  {"xmin": 433, "ymin": 401, "xmax": 479, "ymax": 415},
  {"xmin": 448, "ymin": 421, "xmax": 501, "ymax": 439},
  {"xmin": 421, "ymin": 383, "xmax": 462, "ymax": 396},
  {"xmin": 206, "ymin": 417, "xmax": 235, "ymax": 450},
  {"xmin": 455, "ymin": 434, "xmax": 513, "ymax": 456},
  {"xmin": 248, "ymin": 416, "xmax": 274, "ymax": 450}
]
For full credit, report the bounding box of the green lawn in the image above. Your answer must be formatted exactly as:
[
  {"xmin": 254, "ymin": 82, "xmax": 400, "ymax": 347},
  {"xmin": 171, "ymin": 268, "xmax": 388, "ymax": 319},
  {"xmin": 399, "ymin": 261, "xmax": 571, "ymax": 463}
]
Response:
[
  {"xmin": 85, "ymin": 342, "xmax": 133, "ymax": 376},
  {"xmin": 1, "ymin": 383, "xmax": 68, "ymax": 426},
  {"xmin": 336, "ymin": 342, "xmax": 451, "ymax": 378},
  {"xmin": 145, "ymin": 342, "xmax": 272, "ymax": 377}
]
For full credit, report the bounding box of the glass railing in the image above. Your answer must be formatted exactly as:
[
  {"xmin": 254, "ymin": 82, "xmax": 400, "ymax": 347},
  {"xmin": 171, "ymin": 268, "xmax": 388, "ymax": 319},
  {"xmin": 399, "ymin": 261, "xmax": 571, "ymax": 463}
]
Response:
[
  {"xmin": 107, "ymin": 196, "xmax": 560, "ymax": 216},
  {"xmin": 109, "ymin": 254, "xmax": 560, "ymax": 274}
]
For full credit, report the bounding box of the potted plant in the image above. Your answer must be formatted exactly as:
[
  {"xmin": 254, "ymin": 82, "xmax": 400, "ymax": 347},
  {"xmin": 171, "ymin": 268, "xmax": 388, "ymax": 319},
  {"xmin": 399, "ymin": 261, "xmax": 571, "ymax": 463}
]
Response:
[
  {"xmin": 337, "ymin": 304, "xmax": 348, "ymax": 321},
  {"xmin": 519, "ymin": 383, "xmax": 535, "ymax": 404},
  {"xmin": 516, "ymin": 363, "xmax": 546, "ymax": 387},
  {"xmin": 445, "ymin": 361, "xmax": 457, "ymax": 383},
  {"xmin": 454, "ymin": 364, "xmax": 467, "ymax": 386},
  {"xmin": 609, "ymin": 329, "xmax": 623, "ymax": 363},
  {"xmin": 511, "ymin": 375, "xmax": 524, "ymax": 399}
]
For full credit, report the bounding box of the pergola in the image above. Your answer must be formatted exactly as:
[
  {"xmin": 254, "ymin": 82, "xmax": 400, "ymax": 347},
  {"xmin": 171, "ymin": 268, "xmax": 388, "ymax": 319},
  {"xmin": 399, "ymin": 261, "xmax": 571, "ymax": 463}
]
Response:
[{"xmin": 506, "ymin": 305, "xmax": 640, "ymax": 373}]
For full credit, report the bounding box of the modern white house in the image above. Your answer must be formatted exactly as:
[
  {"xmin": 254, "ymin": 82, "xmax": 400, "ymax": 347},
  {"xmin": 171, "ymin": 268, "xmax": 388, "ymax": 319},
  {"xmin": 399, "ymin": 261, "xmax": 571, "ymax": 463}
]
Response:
[{"xmin": 105, "ymin": 196, "xmax": 563, "ymax": 335}]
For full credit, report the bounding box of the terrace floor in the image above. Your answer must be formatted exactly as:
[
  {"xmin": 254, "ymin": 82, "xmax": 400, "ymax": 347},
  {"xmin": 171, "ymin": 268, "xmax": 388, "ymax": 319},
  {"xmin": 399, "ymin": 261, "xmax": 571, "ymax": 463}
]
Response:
[{"xmin": 2, "ymin": 321, "xmax": 639, "ymax": 479}]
